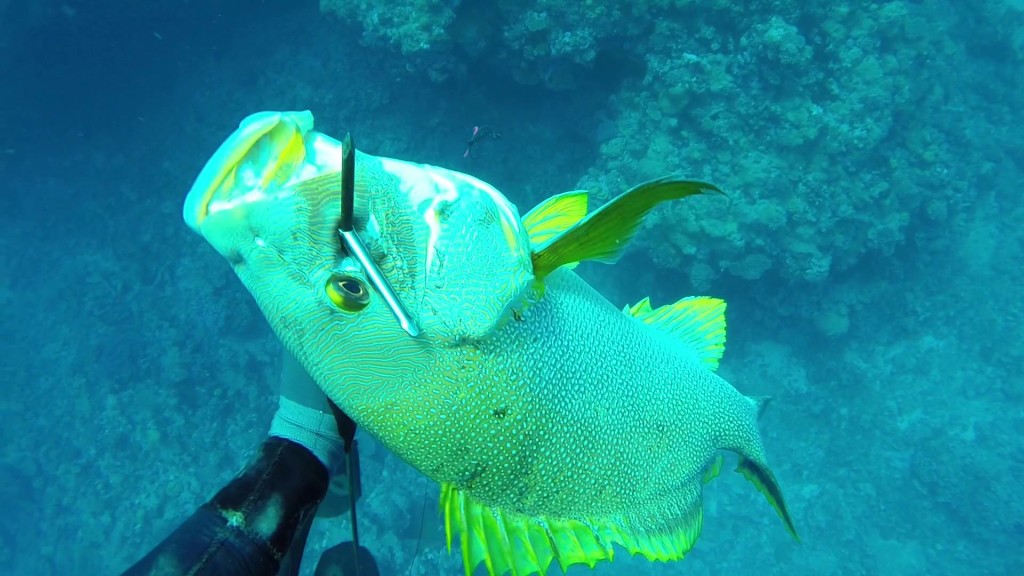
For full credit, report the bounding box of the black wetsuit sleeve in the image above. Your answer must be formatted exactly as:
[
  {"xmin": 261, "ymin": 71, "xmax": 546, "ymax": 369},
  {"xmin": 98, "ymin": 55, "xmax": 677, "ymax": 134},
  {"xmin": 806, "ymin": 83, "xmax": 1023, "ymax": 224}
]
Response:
[{"xmin": 121, "ymin": 436, "xmax": 329, "ymax": 576}]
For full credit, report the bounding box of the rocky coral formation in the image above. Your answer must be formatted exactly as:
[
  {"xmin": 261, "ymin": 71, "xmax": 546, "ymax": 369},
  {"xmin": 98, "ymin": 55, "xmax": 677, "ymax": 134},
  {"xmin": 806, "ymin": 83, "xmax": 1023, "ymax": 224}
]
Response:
[{"xmin": 321, "ymin": 0, "xmax": 1022, "ymax": 330}]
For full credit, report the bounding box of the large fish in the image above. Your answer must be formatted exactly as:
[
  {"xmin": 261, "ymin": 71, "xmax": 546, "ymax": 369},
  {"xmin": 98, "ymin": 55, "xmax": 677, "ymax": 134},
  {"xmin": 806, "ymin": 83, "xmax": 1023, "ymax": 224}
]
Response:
[{"xmin": 183, "ymin": 111, "xmax": 797, "ymax": 575}]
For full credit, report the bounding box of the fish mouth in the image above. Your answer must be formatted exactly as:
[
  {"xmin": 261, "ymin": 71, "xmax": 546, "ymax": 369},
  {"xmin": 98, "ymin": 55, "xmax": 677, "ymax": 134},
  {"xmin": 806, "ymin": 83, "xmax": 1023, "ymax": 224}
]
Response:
[{"xmin": 183, "ymin": 110, "xmax": 318, "ymax": 231}]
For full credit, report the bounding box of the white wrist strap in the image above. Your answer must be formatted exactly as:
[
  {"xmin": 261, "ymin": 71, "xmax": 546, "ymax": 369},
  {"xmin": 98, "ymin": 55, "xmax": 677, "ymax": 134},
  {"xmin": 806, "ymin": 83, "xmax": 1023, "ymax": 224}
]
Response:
[{"xmin": 269, "ymin": 396, "xmax": 346, "ymax": 475}]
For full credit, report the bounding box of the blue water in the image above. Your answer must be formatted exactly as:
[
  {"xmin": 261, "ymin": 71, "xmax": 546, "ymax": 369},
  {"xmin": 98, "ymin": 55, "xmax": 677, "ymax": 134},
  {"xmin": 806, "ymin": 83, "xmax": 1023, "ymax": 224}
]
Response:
[{"xmin": 1, "ymin": 1, "xmax": 1020, "ymax": 574}]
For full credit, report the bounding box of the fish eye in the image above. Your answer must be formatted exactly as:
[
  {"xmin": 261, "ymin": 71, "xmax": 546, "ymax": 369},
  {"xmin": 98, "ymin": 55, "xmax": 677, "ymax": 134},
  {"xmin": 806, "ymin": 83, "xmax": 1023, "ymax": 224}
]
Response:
[{"xmin": 326, "ymin": 274, "xmax": 370, "ymax": 312}]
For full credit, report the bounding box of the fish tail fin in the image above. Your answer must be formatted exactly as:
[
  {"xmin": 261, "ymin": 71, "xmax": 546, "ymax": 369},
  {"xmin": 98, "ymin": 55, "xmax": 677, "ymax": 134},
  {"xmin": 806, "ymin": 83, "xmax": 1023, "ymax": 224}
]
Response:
[
  {"xmin": 730, "ymin": 396, "xmax": 798, "ymax": 540},
  {"xmin": 734, "ymin": 456, "xmax": 799, "ymax": 540}
]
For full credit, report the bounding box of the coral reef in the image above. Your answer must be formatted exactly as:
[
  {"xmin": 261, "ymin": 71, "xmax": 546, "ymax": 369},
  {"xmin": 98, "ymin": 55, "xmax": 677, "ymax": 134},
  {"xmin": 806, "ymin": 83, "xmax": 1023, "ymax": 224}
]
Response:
[
  {"xmin": 575, "ymin": 1, "xmax": 1014, "ymax": 295},
  {"xmin": 321, "ymin": 0, "xmax": 1022, "ymax": 334}
]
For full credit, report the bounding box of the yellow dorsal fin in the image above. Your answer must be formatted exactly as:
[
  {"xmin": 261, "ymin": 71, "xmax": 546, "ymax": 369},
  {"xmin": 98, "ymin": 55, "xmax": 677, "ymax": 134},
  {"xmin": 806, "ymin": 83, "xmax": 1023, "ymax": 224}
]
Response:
[
  {"xmin": 442, "ymin": 482, "xmax": 705, "ymax": 576},
  {"xmin": 531, "ymin": 177, "xmax": 723, "ymax": 281},
  {"xmin": 625, "ymin": 296, "xmax": 727, "ymax": 371},
  {"xmin": 522, "ymin": 190, "xmax": 589, "ymax": 248}
]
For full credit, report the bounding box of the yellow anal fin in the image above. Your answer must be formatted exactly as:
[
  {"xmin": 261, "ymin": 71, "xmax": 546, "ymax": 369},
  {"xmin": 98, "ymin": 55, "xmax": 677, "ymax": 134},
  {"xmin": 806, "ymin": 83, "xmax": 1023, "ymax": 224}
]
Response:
[
  {"xmin": 443, "ymin": 482, "xmax": 573, "ymax": 576},
  {"xmin": 702, "ymin": 454, "xmax": 725, "ymax": 485},
  {"xmin": 735, "ymin": 456, "xmax": 799, "ymax": 541},
  {"xmin": 441, "ymin": 482, "xmax": 706, "ymax": 576},
  {"xmin": 531, "ymin": 177, "xmax": 723, "ymax": 281},
  {"xmin": 522, "ymin": 190, "xmax": 589, "ymax": 248},
  {"xmin": 625, "ymin": 296, "xmax": 727, "ymax": 371}
]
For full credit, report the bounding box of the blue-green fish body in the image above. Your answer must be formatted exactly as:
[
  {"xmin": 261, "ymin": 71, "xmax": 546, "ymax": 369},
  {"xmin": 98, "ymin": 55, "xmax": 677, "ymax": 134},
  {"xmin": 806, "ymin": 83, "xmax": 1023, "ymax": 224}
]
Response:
[{"xmin": 184, "ymin": 111, "xmax": 796, "ymax": 575}]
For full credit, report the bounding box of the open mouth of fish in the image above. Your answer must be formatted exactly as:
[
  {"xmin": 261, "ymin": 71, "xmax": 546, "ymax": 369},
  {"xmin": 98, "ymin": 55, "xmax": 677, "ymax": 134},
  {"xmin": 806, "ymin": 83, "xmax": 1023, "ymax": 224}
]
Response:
[{"xmin": 183, "ymin": 110, "xmax": 340, "ymax": 231}]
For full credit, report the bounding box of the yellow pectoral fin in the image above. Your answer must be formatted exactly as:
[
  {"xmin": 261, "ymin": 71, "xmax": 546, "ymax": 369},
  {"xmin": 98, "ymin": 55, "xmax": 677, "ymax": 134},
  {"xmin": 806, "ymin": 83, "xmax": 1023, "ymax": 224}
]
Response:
[
  {"xmin": 531, "ymin": 177, "xmax": 723, "ymax": 281},
  {"xmin": 522, "ymin": 190, "xmax": 589, "ymax": 249},
  {"xmin": 441, "ymin": 482, "xmax": 707, "ymax": 576}
]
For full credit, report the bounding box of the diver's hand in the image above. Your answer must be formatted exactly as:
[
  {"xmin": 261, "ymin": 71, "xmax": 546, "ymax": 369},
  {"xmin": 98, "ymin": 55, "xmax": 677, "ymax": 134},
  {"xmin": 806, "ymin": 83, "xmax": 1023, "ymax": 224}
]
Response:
[{"xmin": 268, "ymin": 350, "xmax": 346, "ymax": 475}]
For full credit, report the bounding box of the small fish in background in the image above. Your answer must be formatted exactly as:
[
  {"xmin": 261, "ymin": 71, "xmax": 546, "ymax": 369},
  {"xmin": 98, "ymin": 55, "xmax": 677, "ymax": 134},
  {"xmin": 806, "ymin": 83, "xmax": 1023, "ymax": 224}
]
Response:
[
  {"xmin": 463, "ymin": 124, "xmax": 500, "ymax": 159},
  {"xmin": 183, "ymin": 110, "xmax": 798, "ymax": 576}
]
